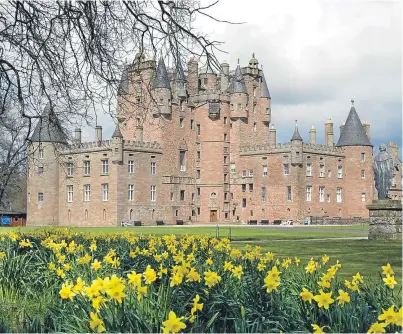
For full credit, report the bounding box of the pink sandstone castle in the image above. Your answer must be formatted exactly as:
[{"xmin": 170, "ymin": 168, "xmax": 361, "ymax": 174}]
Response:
[{"xmin": 26, "ymin": 54, "xmax": 402, "ymax": 226}]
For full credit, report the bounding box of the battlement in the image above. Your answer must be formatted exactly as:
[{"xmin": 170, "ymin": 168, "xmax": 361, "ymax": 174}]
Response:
[
  {"xmin": 123, "ymin": 140, "xmax": 162, "ymax": 151},
  {"xmin": 302, "ymin": 143, "xmax": 345, "ymax": 156}
]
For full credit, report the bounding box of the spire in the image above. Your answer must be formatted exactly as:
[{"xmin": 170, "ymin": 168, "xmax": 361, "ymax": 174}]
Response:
[
  {"xmin": 291, "ymin": 120, "xmax": 303, "ymax": 141},
  {"xmin": 118, "ymin": 65, "xmax": 130, "ymax": 95},
  {"xmin": 30, "ymin": 104, "xmax": 67, "ymax": 144},
  {"xmin": 260, "ymin": 69, "xmax": 271, "ymax": 99},
  {"xmin": 112, "ymin": 123, "xmax": 123, "ymax": 138},
  {"xmin": 231, "ymin": 63, "xmax": 247, "ymax": 94},
  {"xmin": 153, "ymin": 57, "xmax": 171, "ymax": 89},
  {"xmin": 175, "ymin": 60, "xmax": 186, "ymax": 83},
  {"xmin": 336, "ymin": 100, "xmax": 372, "ymax": 147}
]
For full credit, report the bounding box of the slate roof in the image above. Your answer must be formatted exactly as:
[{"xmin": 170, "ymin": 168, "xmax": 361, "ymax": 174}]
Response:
[
  {"xmin": 112, "ymin": 124, "xmax": 123, "ymax": 138},
  {"xmin": 336, "ymin": 104, "xmax": 372, "ymax": 147},
  {"xmin": 153, "ymin": 58, "xmax": 171, "ymax": 89},
  {"xmin": 261, "ymin": 73, "xmax": 271, "ymax": 99},
  {"xmin": 118, "ymin": 65, "xmax": 130, "ymax": 95},
  {"xmin": 30, "ymin": 104, "xmax": 67, "ymax": 144},
  {"xmin": 291, "ymin": 122, "xmax": 303, "ymax": 141},
  {"xmin": 175, "ymin": 61, "xmax": 186, "ymax": 83},
  {"xmin": 228, "ymin": 64, "xmax": 247, "ymax": 94}
]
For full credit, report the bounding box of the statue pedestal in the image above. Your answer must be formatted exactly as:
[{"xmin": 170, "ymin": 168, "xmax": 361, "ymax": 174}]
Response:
[{"xmin": 366, "ymin": 200, "xmax": 402, "ymax": 240}]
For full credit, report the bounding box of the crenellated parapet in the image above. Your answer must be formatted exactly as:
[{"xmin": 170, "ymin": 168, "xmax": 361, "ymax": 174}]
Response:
[
  {"xmin": 302, "ymin": 143, "xmax": 345, "ymax": 156},
  {"xmin": 60, "ymin": 140, "xmax": 112, "ymax": 154},
  {"xmin": 123, "ymin": 140, "xmax": 162, "ymax": 152}
]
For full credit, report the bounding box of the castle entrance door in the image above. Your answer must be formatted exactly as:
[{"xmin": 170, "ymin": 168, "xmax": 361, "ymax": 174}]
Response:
[{"xmin": 210, "ymin": 210, "xmax": 217, "ymax": 222}]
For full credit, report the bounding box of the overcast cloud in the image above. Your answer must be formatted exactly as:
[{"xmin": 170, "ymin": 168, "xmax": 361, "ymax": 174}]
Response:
[{"xmin": 83, "ymin": 0, "xmax": 402, "ymax": 155}]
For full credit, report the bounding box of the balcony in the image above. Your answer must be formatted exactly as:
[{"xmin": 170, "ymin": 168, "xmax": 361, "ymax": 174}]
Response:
[{"xmin": 239, "ymin": 176, "xmax": 254, "ymax": 184}]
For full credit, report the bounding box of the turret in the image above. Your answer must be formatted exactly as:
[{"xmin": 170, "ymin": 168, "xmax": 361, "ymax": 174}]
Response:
[
  {"xmin": 229, "ymin": 61, "xmax": 248, "ymax": 119},
  {"xmin": 74, "ymin": 128, "xmax": 82, "ymax": 145},
  {"xmin": 309, "ymin": 125, "xmax": 316, "ymax": 144},
  {"xmin": 220, "ymin": 61, "xmax": 229, "ymax": 92},
  {"xmin": 111, "ymin": 123, "xmax": 124, "ymax": 164},
  {"xmin": 199, "ymin": 63, "xmax": 217, "ymax": 91},
  {"xmin": 187, "ymin": 57, "xmax": 198, "ymax": 95},
  {"xmin": 260, "ymin": 67, "xmax": 271, "ymax": 123},
  {"xmin": 152, "ymin": 57, "xmax": 172, "ymax": 115},
  {"xmin": 290, "ymin": 120, "xmax": 303, "ymax": 165},
  {"xmin": 325, "ymin": 119, "xmax": 334, "ymax": 146},
  {"xmin": 268, "ymin": 124, "xmax": 276, "ymax": 148},
  {"xmin": 27, "ymin": 104, "xmax": 67, "ymax": 226},
  {"xmin": 95, "ymin": 125, "xmax": 102, "ymax": 145}
]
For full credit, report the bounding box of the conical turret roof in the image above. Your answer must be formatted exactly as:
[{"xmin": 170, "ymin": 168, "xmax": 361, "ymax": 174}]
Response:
[
  {"xmin": 118, "ymin": 65, "xmax": 130, "ymax": 95},
  {"xmin": 175, "ymin": 60, "xmax": 186, "ymax": 83},
  {"xmin": 231, "ymin": 64, "xmax": 247, "ymax": 94},
  {"xmin": 261, "ymin": 72, "xmax": 271, "ymax": 99},
  {"xmin": 291, "ymin": 121, "xmax": 303, "ymax": 141},
  {"xmin": 153, "ymin": 57, "xmax": 171, "ymax": 89},
  {"xmin": 112, "ymin": 123, "xmax": 123, "ymax": 138},
  {"xmin": 30, "ymin": 104, "xmax": 67, "ymax": 144},
  {"xmin": 336, "ymin": 101, "xmax": 372, "ymax": 147}
]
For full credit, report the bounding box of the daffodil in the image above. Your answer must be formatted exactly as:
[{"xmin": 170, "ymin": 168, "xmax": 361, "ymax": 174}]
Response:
[
  {"xmin": 367, "ymin": 322, "xmax": 386, "ymax": 334},
  {"xmin": 312, "ymin": 324, "xmax": 325, "ymax": 334},
  {"xmin": 378, "ymin": 306, "xmax": 398, "ymax": 325},
  {"xmin": 143, "ymin": 265, "xmax": 157, "ymax": 284},
  {"xmin": 300, "ymin": 288, "xmax": 314, "ymax": 303},
  {"xmin": 336, "ymin": 289, "xmax": 350, "ymax": 306},
  {"xmin": 383, "ymin": 275, "xmax": 397, "ymax": 289},
  {"xmin": 381, "ymin": 263, "xmax": 394, "ymax": 276},
  {"xmin": 191, "ymin": 294, "xmax": 204, "ymax": 315},
  {"xmin": 59, "ymin": 281, "xmax": 75, "ymax": 300},
  {"xmin": 257, "ymin": 263, "xmax": 266, "ymax": 271},
  {"xmin": 161, "ymin": 311, "xmax": 186, "ymax": 334},
  {"xmin": 264, "ymin": 276, "xmax": 280, "ymax": 293},
  {"xmin": 204, "ymin": 271, "xmax": 221, "ymax": 288},
  {"xmin": 91, "ymin": 259, "xmax": 102, "ymax": 271},
  {"xmin": 232, "ymin": 265, "xmax": 243, "ymax": 279},
  {"xmin": 313, "ymin": 290, "xmax": 334, "ymax": 310},
  {"xmin": 224, "ymin": 261, "xmax": 233, "ymax": 272},
  {"xmin": 321, "ymin": 254, "xmax": 330, "ymax": 264},
  {"xmin": 89, "ymin": 312, "xmax": 105, "ymax": 332}
]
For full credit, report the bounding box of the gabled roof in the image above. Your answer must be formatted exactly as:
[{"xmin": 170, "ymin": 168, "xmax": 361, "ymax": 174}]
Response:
[
  {"xmin": 30, "ymin": 104, "xmax": 67, "ymax": 144},
  {"xmin": 229, "ymin": 64, "xmax": 247, "ymax": 94},
  {"xmin": 336, "ymin": 102, "xmax": 372, "ymax": 147},
  {"xmin": 261, "ymin": 72, "xmax": 271, "ymax": 99},
  {"xmin": 291, "ymin": 121, "xmax": 303, "ymax": 141},
  {"xmin": 153, "ymin": 57, "xmax": 171, "ymax": 89},
  {"xmin": 112, "ymin": 123, "xmax": 123, "ymax": 138}
]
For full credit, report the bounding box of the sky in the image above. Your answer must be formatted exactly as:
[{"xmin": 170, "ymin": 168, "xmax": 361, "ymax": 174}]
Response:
[{"xmin": 83, "ymin": 0, "xmax": 402, "ymax": 156}]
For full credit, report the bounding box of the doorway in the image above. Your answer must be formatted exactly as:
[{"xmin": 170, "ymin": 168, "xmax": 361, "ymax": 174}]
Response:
[{"xmin": 210, "ymin": 210, "xmax": 217, "ymax": 222}]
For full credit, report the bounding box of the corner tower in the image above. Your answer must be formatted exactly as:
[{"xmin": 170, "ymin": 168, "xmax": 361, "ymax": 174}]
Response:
[{"xmin": 27, "ymin": 105, "xmax": 67, "ymax": 225}]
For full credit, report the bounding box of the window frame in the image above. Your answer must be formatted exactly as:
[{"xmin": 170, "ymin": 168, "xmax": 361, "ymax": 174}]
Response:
[
  {"xmin": 102, "ymin": 183, "xmax": 109, "ymax": 201},
  {"xmin": 67, "ymin": 185, "xmax": 73, "ymax": 203},
  {"xmin": 84, "ymin": 184, "xmax": 91, "ymax": 202},
  {"xmin": 101, "ymin": 160, "xmax": 109, "ymax": 175},
  {"xmin": 128, "ymin": 160, "xmax": 134, "ymax": 174}
]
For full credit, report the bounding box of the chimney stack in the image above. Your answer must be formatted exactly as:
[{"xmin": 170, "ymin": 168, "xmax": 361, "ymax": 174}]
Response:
[
  {"xmin": 95, "ymin": 125, "xmax": 102, "ymax": 144},
  {"xmin": 325, "ymin": 119, "xmax": 334, "ymax": 146},
  {"xmin": 74, "ymin": 128, "xmax": 82, "ymax": 144},
  {"xmin": 187, "ymin": 57, "xmax": 198, "ymax": 96},
  {"xmin": 363, "ymin": 120, "xmax": 371, "ymax": 141},
  {"xmin": 220, "ymin": 61, "xmax": 229, "ymax": 92},
  {"xmin": 309, "ymin": 125, "xmax": 316, "ymax": 144},
  {"xmin": 268, "ymin": 124, "xmax": 276, "ymax": 148}
]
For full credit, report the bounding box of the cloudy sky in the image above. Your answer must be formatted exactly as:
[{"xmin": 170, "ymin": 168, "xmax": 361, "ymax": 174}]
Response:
[{"xmin": 86, "ymin": 0, "xmax": 402, "ymax": 155}]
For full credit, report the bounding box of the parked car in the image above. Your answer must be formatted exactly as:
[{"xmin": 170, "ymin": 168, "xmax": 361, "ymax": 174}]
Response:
[{"xmin": 281, "ymin": 220, "xmax": 293, "ymax": 225}]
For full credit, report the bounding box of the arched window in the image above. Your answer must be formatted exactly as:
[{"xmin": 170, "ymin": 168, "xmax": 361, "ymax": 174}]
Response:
[
  {"xmin": 210, "ymin": 192, "xmax": 217, "ymax": 198},
  {"xmin": 68, "ymin": 210, "xmax": 71, "ymax": 221},
  {"xmin": 129, "ymin": 209, "xmax": 133, "ymax": 220},
  {"xmin": 103, "ymin": 209, "xmax": 106, "ymax": 220},
  {"xmin": 85, "ymin": 209, "xmax": 88, "ymax": 220}
]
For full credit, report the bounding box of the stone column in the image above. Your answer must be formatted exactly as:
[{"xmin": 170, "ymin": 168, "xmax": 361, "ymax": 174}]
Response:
[{"xmin": 367, "ymin": 200, "xmax": 402, "ymax": 240}]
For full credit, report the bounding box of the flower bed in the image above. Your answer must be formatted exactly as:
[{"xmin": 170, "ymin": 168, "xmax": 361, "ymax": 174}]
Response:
[{"xmin": 0, "ymin": 229, "xmax": 401, "ymax": 333}]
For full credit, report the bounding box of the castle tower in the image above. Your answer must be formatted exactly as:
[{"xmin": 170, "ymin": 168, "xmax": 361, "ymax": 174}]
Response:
[
  {"xmin": 199, "ymin": 64, "xmax": 217, "ymax": 91},
  {"xmin": 152, "ymin": 57, "xmax": 172, "ymax": 115},
  {"xmin": 187, "ymin": 57, "xmax": 198, "ymax": 95},
  {"xmin": 290, "ymin": 120, "xmax": 303, "ymax": 165},
  {"xmin": 260, "ymin": 69, "xmax": 271, "ymax": 124},
  {"xmin": 175, "ymin": 61, "xmax": 187, "ymax": 100},
  {"xmin": 111, "ymin": 123, "xmax": 124, "ymax": 164},
  {"xmin": 325, "ymin": 119, "xmax": 334, "ymax": 146},
  {"xmin": 220, "ymin": 61, "xmax": 229, "ymax": 92},
  {"xmin": 27, "ymin": 104, "xmax": 67, "ymax": 225},
  {"xmin": 309, "ymin": 125, "xmax": 316, "ymax": 144},
  {"xmin": 229, "ymin": 61, "xmax": 248, "ymax": 119},
  {"xmin": 268, "ymin": 124, "xmax": 276, "ymax": 148},
  {"xmin": 336, "ymin": 99, "xmax": 373, "ymax": 216}
]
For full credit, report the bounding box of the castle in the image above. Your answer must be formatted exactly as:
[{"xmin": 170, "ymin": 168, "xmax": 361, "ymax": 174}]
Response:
[{"xmin": 26, "ymin": 54, "xmax": 402, "ymax": 226}]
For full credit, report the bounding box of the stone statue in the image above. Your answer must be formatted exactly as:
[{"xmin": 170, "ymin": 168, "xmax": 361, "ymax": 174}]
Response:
[{"xmin": 373, "ymin": 144, "xmax": 394, "ymax": 200}]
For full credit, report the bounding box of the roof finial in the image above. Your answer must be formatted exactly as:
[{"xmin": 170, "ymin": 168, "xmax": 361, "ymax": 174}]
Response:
[
  {"xmin": 252, "ymin": 53, "xmax": 255, "ymax": 58},
  {"xmin": 237, "ymin": 58, "xmax": 240, "ymax": 65},
  {"xmin": 295, "ymin": 120, "xmax": 298, "ymax": 127},
  {"xmin": 351, "ymin": 98, "xmax": 354, "ymax": 106}
]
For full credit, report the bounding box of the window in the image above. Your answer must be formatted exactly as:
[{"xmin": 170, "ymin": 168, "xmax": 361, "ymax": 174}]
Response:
[
  {"xmin": 38, "ymin": 166, "xmax": 44, "ymax": 175},
  {"xmin": 197, "ymin": 170, "xmax": 200, "ymax": 178},
  {"xmin": 67, "ymin": 163, "xmax": 74, "ymax": 176},
  {"xmin": 190, "ymin": 119, "xmax": 194, "ymax": 129},
  {"xmin": 361, "ymin": 169, "xmax": 366, "ymax": 179},
  {"xmin": 28, "ymin": 192, "xmax": 31, "ymax": 203},
  {"xmin": 84, "ymin": 184, "xmax": 90, "ymax": 202},
  {"xmin": 224, "ymin": 117, "xmax": 227, "ymax": 125},
  {"xmin": 319, "ymin": 187, "xmax": 325, "ymax": 202},
  {"xmin": 38, "ymin": 144, "xmax": 44, "ymax": 159},
  {"xmin": 67, "ymin": 185, "xmax": 73, "ymax": 202},
  {"xmin": 328, "ymin": 170, "xmax": 332, "ymax": 178},
  {"xmin": 263, "ymin": 166, "xmax": 268, "ymax": 176},
  {"xmin": 327, "ymin": 194, "xmax": 331, "ymax": 202},
  {"xmin": 224, "ymin": 133, "xmax": 228, "ymax": 141},
  {"xmin": 253, "ymin": 122, "xmax": 257, "ymax": 132},
  {"xmin": 250, "ymin": 210, "xmax": 254, "ymax": 216},
  {"xmin": 249, "ymin": 184, "xmax": 253, "ymax": 192},
  {"xmin": 319, "ymin": 165, "xmax": 325, "ymax": 178},
  {"xmin": 261, "ymin": 187, "xmax": 266, "ymax": 202},
  {"xmin": 151, "ymin": 185, "xmax": 156, "ymax": 201},
  {"xmin": 128, "ymin": 160, "xmax": 134, "ymax": 174},
  {"xmin": 237, "ymin": 103, "xmax": 242, "ymax": 110},
  {"xmin": 242, "ymin": 198, "xmax": 247, "ymax": 208},
  {"xmin": 287, "ymin": 186, "xmax": 292, "ymax": 201},
  {"xmin": 151, "ymin": 162, "xmax": 156, "ymax": 175},
  {"xmin": 180, "ymin": 190, "xmax": 185, "ymax": 201},
  {"xmin": 38, "ymin": 192, "xmax": 44, "ymax": 202},
  {"xmin": 230, "ymin": 104, "xmax": 234, "ymax": 111},
  {"xmin": 249, "ymin": 169, "xmax": 254, "ymax": 177},
  {"xmin": 242, "ymin": 170, "xmax": 247, "ymax": 178},
  {"xmin": 179, "ymin": 151, "xmax": 185, "ymax": 171},
  {"xmin": 128, "ymin": 184, "xmax": 134, "ymax": 201},
  {"xmin": 306, "ymin": 163, "xmax": 312, "ymax": 176},
  {"xmin": 197, "ymin": 207, "xmax": 201, "ymax": 215},
  {"xmin": 306, "ymin": 186, "xmax": 312, "ymax": 202},
  {"xmin": 203, "ymin": 77, "xmax": 208, "ymax": 85},
  {"xmin": 242, "ymin": 184, "xmax": 246, "ymax": 192},
  {"xmin": 102, "ymin": 184, "xmax": 108, "ymax": 201},
  {"xmin": 361, "ymin": 153, "xmax": 366, "ymax": 162},
  {"xmin": 224, "ymin": 156, "xmax": 228, "ymax": 164},
  {"xmin": 224, "ymin": 173, "xmax": 228, "ymax": 182},
  {"xmin": 179, "ymin": 118, "xmax": 184, "ymax": 128},
  {"xmin": 230, "ymin": 163, "xmax": 236, "ymax": 173},
  {"xmin": 84, "ymin": 161, "xmax": 91, "ymax": 175},
  {"xmin": 197, "ymin": 124, "xmax": 200, "ymax": 135},
  {"xmin": 197, "ymin": 151, "xmax": 200, "ymax": 160},
  {"xmin": 283, "ymin": 164, "xmax": 290, "ymax": 175},
  {"xmin": 197, "ymin": 187, "xmax": 200, "ymax": 196},
  {"xmin": 230, "ymin": 192, "xmax": 234, "ymax": 199},
  {"xmin": 101, "ymin": 160, "xmax": 109, "ymax": 174},
  {"xmin": 253, "ymin": 87, "xmax": 256, "ymax": 97},
  {"xmin": 337, "ymin": 166, "xmax": 343, "ymax": 179},
  {"xmin": 175, "ymin": 209, "xmax": 179, "ymax": 217},
  {"xmin": 337, "ymin": 187, "xmax": 342, "ymax": 203},
  {"xmin": 361, "ymin": 193, "xmax": 366, "ymax": 202}
]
